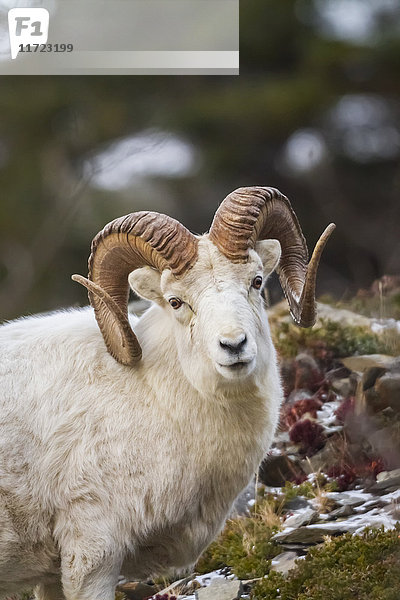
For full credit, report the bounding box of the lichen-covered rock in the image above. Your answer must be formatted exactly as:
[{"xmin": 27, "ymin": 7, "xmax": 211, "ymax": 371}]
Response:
[
  {"xmin": 195, "ymin": 578, "xmax": 243, "ymax": 600},
  {"xmin": 374, "ymin": 468, "xmax": 400, "ymax": 490},
  {"xmin": 270, "ymin": 551, "xmax": 299, "ymax": 575}
]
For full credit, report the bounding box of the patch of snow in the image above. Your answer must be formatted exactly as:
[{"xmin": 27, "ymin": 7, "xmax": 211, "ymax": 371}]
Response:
[
  {"xmin": 307, "ymin": 508, "xmax": 397, "ymax": 534},
  {"xmin": 194, "ymin": 571, "xmax": 236, "ymax": 586},
  {"xmin": 381, "ymin": 488, "xmax": 400, "ymax": 503},
  {"xmin": 371, "ymin": 318, "xmax": 400, "ymax": 335},
  {"xmin": 317, "ymin": 400, "xmax": 341, "ymax": 425},
  {"xmin": 263, "ymin": 486, "xmax": 284, "ymax": 495},
  {"xmin": 323, "ymin": 425, "xmax": 344, "ymax": 435}
]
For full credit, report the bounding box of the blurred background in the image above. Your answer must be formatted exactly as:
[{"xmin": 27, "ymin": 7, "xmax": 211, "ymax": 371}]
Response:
[{"xmin": 1, "ymin": 0, "xmax": 400, "ymax": 321}]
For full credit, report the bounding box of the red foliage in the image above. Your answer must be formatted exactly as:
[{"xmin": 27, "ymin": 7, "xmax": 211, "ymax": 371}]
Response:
[
  {"xmin": 293, "ymin": 473, "xmax": 308, "ymax": 484},
  {"xmin": 359, "ymin": 457, "xmax": 387, "ymax": 478},
  {"xmin": 335, "ymin": 396, "xmax": 355, "ymax": 424},
  {"xmin": 313, "ymin": 381, "xmax": 336, "ymax": 403},
  {"xmin": 327, "ymin": 455, "xmax": 386, "ymax": 491},
  {"xmin": 327, "ymin": 464, "xmax": 357, "ymax": 491},
  {"xmin": 282, "ymin": 397, "xmax": 323, "ymax": 429},
  {"xmin": 368, "ymin": 458, "xmax": 386, "ymax": 477},
  {"xmin": 289, "ymin": 419, "xmax": 326, "ymax": 456}
]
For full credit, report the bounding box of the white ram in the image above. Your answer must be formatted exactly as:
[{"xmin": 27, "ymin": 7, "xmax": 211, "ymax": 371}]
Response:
[{"xmin": 0, "ymin": 187, "xmax": 334, "ymax": 600}]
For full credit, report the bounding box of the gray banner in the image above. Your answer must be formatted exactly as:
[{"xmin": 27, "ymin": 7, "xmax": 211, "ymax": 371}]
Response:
[{"xmin": 0, "ymin": 0, "xmax": 239, "ymax": 74}]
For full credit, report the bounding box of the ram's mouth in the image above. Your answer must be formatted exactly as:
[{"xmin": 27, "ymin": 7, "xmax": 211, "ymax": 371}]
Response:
[
  {"xmin": 216, "ymin": 358, "xmax": 256, "ymax": 379},
  {"xmin": 219, "ymin": 361, "xmax": 249, "ymax": 370}
]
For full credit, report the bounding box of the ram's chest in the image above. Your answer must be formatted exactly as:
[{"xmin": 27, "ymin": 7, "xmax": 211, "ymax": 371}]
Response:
[
  {"xmin": 121, "ymin": 405, "xmax": 268, "ymax": 570},
  {"xmin": 122, "ymin": 427, "xmax": 263, "ymax": 579},
  {"xmin": 150, "ymin": 403, "xmax": 266, "ymax": 506}
]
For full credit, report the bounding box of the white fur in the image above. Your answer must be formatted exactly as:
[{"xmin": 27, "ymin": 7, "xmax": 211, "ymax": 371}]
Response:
[{"xmin": 0, "ymin": 236, "xmax": 283, "ymax": 600}]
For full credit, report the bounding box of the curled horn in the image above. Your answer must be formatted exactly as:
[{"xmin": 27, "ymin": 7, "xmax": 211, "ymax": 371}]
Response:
[
  {"xmin": 209, "ymin": 187, "xmax": 335, "ymax": 327},
  {"xmin": 72, "ymin": 211, "xmax": 198, "ymax": 366}
]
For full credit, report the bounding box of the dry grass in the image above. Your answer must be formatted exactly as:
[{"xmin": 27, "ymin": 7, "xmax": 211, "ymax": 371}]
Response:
[{"xmin": 256, "ymin": 498, "xmax": 284, "ymax": 530}]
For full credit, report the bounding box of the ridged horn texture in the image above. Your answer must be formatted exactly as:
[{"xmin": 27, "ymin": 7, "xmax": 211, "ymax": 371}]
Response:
[
  {"xmin": 72, "ymin": 211, "xmax": 198, "ymax": 366},
  {"xmin": 209, "ymin": 187, "xmax": 335, "ymax": 328}
]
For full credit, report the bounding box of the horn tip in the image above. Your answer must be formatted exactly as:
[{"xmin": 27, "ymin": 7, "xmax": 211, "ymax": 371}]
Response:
[
  {"xmin": 71, "ymin": 274, "xmax": 89, "ymax": 286},
  {"xmin": 324, "ymin": 223, "xmax": 336, "ymax": 236}
]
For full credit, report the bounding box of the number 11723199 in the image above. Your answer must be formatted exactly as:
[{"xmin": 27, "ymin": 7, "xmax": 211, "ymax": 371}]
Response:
[{"xmin": 18, "ymin": 43, "xmax": 73, "ymax": 52}]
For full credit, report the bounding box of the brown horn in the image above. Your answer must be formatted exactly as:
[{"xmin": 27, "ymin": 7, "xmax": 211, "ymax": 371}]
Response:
[
  {"xmin": 209, "ymin": 187, "xmax": 335, "ymax": 327},
  {"xmin": 72, "ymin": 211, "xmax": 198, "ymax": 366}
]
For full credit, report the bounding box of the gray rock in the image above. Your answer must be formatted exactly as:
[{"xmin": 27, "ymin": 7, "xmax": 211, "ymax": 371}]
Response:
[
  {"xmin": 341, "ymin": 355, "xmax": 395, "ymax": 373},
  {"xmin": 374, "ymin": 468, "xmax": 400, "ymax": 490},
  {"xmin": 273, "ymin": 526, "xmax": 328, "ymax": 544},
  {"xmin": 327, "ymin": 504, "xmax": 354, "ymax": 519},
  {"xmin": 284, "ymin": 497, "xmax": 312, "ymax": 511},
  {"xmin": 195, "ymin": 579, "xmax": 243, "ymax": 600},
  {"xmin": 389, "ymin": 357, "xmax": 400, "ymax": 374},
  {"xmin": 368, "ymin": 426, "xmax": 400, "ymax": 468},
  {"xmin": 301, "ymin": 434, "xmax": 343, "ymax": 474},
  {"xmin": 279, "ymin": 543, "xmax": 313, "ymax": 552},
  {"xmin": 383, "ymin": 503, "xmax": 400, "ymax": 520},
  {"xmin": 364, "ymin": 387, "xmax": 388, "ymax": 413},
  {"xmin": 331, "ymin": 377, "xmax": 354, "ymax": 397},
  {"xmin": 269, "ymin": 301, "xmax": 375, "ymax": 329},
  {"xmin": 376, "ymin": 374, "xmax": 400, "ymax": 413},
  {"xmin": 362, "ymin": 367, "xmax": 387, "ymax": 391},
  {"xmin": 326, "ymin": 491, "xmax": 374, "ymax": 507},
  {"xmin": 314, "ymin": 304, "xmax": 372, "ymax": 328},
  {"xmin": 273, "ymin": 504, "xmax": 390, "ymax": 544},
  {"xmin": 283, "ymin": 507, "xmax": 318, "ymax": 529},
  {"xmin": 270, "ymin": 551, "xmax": 299, "ymax": 575},
  {"xmin": 259, "ymin": 454, "xmax": 305, "ymax": 487}
]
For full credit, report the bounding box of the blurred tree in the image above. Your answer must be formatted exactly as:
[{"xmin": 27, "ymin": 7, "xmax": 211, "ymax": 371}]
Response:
[{"xmin": 0, "ymin": 0, "xmax": 399, "ymax": 320}]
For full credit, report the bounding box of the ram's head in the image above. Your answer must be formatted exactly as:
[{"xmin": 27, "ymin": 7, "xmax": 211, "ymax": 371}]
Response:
[{"xmin": 73, "ymin": 187, "xmax": 334, "ymax": 382}]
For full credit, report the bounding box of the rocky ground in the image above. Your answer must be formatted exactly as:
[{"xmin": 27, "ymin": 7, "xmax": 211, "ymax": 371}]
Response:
[{"xmin": 118, "ymin": 278, "xmax": 400, "ymax": 600}]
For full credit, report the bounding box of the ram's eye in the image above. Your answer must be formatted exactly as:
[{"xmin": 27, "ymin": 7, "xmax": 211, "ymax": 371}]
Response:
[
  {"xmin": 169, "ymin": 297, "xmax": 183, "ymax": 310},
  {"xmin": 252, "ymin": 276, "xmax": 263, "ymax": 290}
]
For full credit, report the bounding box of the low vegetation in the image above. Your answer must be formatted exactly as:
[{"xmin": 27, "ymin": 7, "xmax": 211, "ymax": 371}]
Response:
[
  {"xmin": 196, "ymin": 480, "xmax": 335, "ymax": 580},
  {"xmin": 196, "ymin": 496, "xmax": 282, "ymax": 579},
  {"xmin": 272, "ymin": 318, "xmax": 390, "ymax": 361},
  {"xmin": 251, "ymin": 526, "xmax": 400, "ymax": 600}
]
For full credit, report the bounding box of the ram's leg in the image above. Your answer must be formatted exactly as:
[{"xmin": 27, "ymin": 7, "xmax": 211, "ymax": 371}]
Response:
[
  {"xmin": 34, "ymin": 578, "xmax": 65, "ymax": 600},
  {"xmin": 60, "ymin": 549, "xmax": 122, "ymax": 600}
]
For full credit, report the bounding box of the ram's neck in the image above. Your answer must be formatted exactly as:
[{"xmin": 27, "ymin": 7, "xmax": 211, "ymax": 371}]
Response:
[{"xmin": 132, "ymin": 304, "xmax": 176, "ymax": 365}]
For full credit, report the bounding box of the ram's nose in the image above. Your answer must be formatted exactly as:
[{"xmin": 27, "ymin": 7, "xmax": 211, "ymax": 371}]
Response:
[{"xmin": 219, "ymin": 333, "xmax": 247, "ymax": 354}]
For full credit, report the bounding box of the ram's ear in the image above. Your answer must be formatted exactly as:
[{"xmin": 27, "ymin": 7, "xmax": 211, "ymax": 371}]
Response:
[
  {"xmin": 255, "ymin": 239, "xmax": 282, "ymax": 277},
  {"xmin": 128, "ymin": 267, "xmax": 164, "ymax": 305}
]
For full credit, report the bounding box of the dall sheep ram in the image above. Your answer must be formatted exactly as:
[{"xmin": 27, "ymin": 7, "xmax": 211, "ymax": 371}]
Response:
[{"xmin": 0, "ymin": 187, "xmax": 334, "ymax": 600}]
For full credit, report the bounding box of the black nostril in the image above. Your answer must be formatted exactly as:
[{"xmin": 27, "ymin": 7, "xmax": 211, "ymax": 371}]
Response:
[{"xmin": 219, "ymin": 334, "xmax": 247, "ymax": 353}]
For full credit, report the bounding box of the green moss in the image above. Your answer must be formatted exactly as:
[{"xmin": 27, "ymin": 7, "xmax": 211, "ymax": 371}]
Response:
[
  {"xmin": 272, "ymin": 318, "xmax": 389, "ymax": 359},
  {"xmin": 251, "ymin": 526, "xmax": 400, "ymax": 600},
  {"xmin": 196, "ymin": 504, "xmax": 281, "ymax": 579},
  {"xmin": 280, "ymin": 480, "xmax": 315, "ymax": 502}
]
